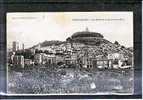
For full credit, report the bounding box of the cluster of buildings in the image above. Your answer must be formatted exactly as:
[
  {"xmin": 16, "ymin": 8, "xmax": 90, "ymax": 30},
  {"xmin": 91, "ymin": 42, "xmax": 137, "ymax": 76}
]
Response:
[
  {"xmin": 8, "ymin": 28, "xmax": 133, "ymax": 70},
  {"xmin": 12, "ymin": 41, "xmax": 25, "ymax": 52}
]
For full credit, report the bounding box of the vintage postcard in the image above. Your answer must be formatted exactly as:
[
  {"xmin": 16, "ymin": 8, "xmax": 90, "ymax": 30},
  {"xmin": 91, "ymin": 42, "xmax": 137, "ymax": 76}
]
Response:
[{"xmin": 7, "ymin": 12, "xmax": 134, "ymax": 94}]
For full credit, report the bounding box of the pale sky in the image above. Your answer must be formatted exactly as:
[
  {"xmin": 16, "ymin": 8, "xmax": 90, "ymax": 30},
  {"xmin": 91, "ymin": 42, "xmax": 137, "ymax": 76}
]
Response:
[{"xmin": 7, "ymin": 12, "xmax": 133, "ymax": 48}]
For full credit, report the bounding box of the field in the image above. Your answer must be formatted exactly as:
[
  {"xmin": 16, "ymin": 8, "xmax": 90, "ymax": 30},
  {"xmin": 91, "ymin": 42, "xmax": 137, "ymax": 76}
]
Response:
[{"xmin": 8, "ymin": 66, "xmax": 134, "ymax": 94}]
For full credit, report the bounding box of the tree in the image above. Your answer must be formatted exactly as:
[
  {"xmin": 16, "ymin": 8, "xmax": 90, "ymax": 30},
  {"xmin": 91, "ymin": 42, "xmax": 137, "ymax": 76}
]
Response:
[
  {"xmin": 113, "ymin": 59, "xmax": 118, "ymax": 64},
  {"xmin": 44, "ymin": 50, "xmax": 49, "ymax": 54},
  {"xmin": 35, "ymin": 49, "xmax": 39, "ymax": 53},
  {"xmin": 35, "ymin": 49, "xmax": 43, "ymax": 53},
  {"xmin": 57, "ymin": 62, "xmax": 64, "ymax": 66},
  {"xmin": 114, "ymin": 41, "xmax": 119, "ymax": 45},
  {"xmin": 121, "ymin": 45, "xmax": 125, "ymax": 49},
  {"xmin": 23, "ymin": 49, "xmax": 33, "ymax": 59},
  {"xmin": 66, "ymin": 37, "xmax": 72, "ymax": 42}
]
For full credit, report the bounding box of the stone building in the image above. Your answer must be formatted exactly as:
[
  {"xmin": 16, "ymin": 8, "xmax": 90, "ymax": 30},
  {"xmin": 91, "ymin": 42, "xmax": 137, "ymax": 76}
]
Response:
[
  {"xmin": 12, "ymin": 41, "xmax": 19, "ymax": 52},
  {"xmin": 45, "ymin": 55, "xmax": 56, "ymax": 65},
  {"xmin": 13, "ymin": 55, "xmax": 24, "ymax": 68}
]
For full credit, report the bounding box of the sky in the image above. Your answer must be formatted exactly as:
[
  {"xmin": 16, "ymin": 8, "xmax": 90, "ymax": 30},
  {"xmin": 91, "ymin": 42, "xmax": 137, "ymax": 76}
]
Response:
[{"xmin": 7, "ymin": 12, "xmax": 133, "ymax": 49}]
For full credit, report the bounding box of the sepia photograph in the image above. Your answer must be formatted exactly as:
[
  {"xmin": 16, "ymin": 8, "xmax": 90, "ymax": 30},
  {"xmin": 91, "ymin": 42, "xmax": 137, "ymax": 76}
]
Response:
[{"xmin": 7, "ymin": 12, "xmax": 134, "ymax": 94}]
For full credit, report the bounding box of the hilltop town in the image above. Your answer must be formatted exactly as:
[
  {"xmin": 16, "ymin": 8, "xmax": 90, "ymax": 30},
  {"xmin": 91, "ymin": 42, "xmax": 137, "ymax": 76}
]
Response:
[
  {"xmin": 8, "ymin": 28, "xmax": 133, "ymax": 70},
  {"xmin": 7, "ymin": 28, "xmax": 134, "ymax": 94}
]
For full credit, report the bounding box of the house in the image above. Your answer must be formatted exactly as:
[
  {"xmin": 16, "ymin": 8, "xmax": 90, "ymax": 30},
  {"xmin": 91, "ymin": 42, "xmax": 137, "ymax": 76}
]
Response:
[
  {"xmin": 45, "ymin": 55, "xmax": 56, "ymax": 65},
  {"xmin": 34, "ymin": 53, "xmax": 42, "ymax": 64},
  {"xmin": 30, "ymin": 49, "xmax": 35, "ymax": 54},
  {"xmin": 79, "ymin": 54, "xmax": 93, "ymax": 68},
  {"xmin": 34, "ymin": 53, "xmax": 57, "ymax": 65},
  {"xmin": 13, "ymin": 55, "xmax": 24, "ymax": 68},
  {"xmin": 55, "ymin": 55, "xmax": 65, "ymax": 65},
  {"xmin": 64, "ymin": 55, "xmax": 77, "ymax": 65},
  {"xmin": 108, "ymin": 53, "xmax": 124, "ymax": 60}
]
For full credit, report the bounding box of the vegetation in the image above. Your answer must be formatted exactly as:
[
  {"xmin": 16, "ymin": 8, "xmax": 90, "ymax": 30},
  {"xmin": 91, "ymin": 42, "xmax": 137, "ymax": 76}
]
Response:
[{"xmin": 40, "ymin": 40, "xmax": 63, "ymax": 47}]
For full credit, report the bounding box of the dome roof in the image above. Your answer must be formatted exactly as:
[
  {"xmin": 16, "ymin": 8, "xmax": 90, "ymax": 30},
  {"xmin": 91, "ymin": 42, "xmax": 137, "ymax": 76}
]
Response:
[{"xmin": 71, "ymin": 28, "xmax": 104, "ymax": 39}]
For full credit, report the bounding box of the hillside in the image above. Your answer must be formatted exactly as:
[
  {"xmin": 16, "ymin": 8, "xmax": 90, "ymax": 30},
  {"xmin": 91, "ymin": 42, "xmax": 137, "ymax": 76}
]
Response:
[
  {"xmin": 29, "ymin": 28, "xmax": 133, "ymax": 57},
  {"xmin": 30, "ymin": 37, "xmax": 132, "ymax": 57}
]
